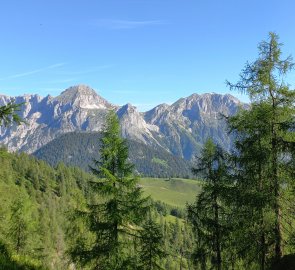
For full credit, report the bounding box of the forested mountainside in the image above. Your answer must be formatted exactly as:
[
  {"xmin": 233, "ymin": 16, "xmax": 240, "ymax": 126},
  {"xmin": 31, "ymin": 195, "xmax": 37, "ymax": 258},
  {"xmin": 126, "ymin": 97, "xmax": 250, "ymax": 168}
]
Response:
[
  {"xmin": 0, "ymin": 148, "xmax": 92, "ymax": 269},
  {"xmin": 0, "ymin": 85, "xmax": 245, "ymax": 161},
  {"xmin": 0, "ymin": 148, "xmax": 194, "ymax": 270},
  {"xmin": 33, "ymin": 132, "xmax": 193, "ymax": 178}
]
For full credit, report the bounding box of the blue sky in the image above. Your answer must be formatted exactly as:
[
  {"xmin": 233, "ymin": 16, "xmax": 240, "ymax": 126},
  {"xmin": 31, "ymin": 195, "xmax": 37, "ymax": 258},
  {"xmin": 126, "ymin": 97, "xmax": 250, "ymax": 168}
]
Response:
[{"xmin": 0, "ymin": 0, "xmax": 295, "ymax": 111}]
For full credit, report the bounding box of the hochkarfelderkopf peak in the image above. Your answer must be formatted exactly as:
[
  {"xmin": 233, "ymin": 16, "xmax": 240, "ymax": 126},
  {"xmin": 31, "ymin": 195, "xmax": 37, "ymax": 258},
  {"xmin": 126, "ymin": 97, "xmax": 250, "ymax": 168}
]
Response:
[{"xmin": 54, "ymin": 84, "xmax": 113, "ymax": 109}]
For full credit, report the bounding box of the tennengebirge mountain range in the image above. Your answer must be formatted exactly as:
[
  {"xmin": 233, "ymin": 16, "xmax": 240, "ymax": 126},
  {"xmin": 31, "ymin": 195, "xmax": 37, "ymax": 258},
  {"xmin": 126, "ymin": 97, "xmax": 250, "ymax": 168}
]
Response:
[{"xmin": 0, "ymin": 85, "xmax": 246, "ymax": 177}]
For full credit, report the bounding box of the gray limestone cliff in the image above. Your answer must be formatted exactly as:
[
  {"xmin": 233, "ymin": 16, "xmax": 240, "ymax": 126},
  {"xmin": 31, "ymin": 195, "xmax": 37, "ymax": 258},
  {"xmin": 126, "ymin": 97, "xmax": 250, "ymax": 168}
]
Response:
[{"xmin": 0, "ymin": 85, "xmax": 245, "ymax": 159}]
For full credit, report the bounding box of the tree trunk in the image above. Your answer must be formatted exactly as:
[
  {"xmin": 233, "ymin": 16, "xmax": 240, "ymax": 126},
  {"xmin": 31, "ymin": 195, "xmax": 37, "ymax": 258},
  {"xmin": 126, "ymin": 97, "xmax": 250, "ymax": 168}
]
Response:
[
  {"xmin": 260, "ymin": 230, "xmax": 266, "ymax": 270},
  {"xmin": 270, "ymin": 96, "xmax": 283, "ymax": 261},
  {"xmin": 258, "ymin": 146, "xmax": 266, "ymax": 270},
  {"xmin": 214, "ymin": 196, "xmax": 221, "ymax": 270}
]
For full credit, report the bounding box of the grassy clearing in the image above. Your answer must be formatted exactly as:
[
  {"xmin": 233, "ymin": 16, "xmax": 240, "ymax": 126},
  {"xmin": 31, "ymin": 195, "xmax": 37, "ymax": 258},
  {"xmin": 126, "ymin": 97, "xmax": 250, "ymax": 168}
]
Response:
[{"xmin": 139, "ymin": 178, "xmax": 202, "ymax": 207}]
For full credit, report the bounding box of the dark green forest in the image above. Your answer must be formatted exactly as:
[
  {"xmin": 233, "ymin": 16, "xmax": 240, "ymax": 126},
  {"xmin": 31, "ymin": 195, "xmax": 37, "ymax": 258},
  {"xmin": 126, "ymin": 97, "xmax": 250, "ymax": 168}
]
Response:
[
  {"xmin": 33, "ymin": 132, "xmax": 193, "ymax": 179},
  {"xmin": 0, "ymin": 33, "xmax": 294, "ymax": 270}
]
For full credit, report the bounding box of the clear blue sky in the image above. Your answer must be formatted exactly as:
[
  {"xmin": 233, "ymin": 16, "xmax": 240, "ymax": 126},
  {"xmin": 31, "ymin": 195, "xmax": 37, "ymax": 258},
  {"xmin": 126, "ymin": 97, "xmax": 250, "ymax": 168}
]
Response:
[{"xmin": 0, "ymin": 0, "xmax": 295, "ymax": 111}]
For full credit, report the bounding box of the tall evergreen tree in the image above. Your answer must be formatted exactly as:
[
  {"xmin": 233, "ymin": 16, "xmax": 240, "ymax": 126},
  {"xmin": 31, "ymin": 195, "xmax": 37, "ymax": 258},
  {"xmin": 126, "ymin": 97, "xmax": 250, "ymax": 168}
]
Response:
[
  {"xmin": 139, "ymin": 218, "xmax": 166, "ymax": 270},
  {"xmin": 227, "ymin": 32, "xmax": 295, "ymax": 263},
  {"xmin": 227, "ymin": 105, "xmax": 274, "ymax": 270},
  {"xmin": 187, "ymin": 139, "xmax": 231, "ymax": 270},
  {"xmin": 8, "ymin": 190, "xmax": 36, "ymax": 255},
  {"xmin": 70, "ymin": 111, "xmax": 148, "ymax": 269}
]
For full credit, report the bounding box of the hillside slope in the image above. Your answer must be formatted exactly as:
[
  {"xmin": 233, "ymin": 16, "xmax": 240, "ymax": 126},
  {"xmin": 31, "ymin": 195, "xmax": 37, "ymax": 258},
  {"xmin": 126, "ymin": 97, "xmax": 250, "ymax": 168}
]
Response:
[{"xmin": 33, "ymin": 132, "xmax": 193, "ymax": 178}]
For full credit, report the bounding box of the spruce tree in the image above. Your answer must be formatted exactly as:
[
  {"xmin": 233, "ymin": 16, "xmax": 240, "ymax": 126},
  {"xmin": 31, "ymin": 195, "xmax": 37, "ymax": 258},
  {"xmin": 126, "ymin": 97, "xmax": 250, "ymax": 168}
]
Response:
[
  {"xmin": 187, "ymin": 139, "xmax": 231, "ymax": 270},
  {"xmin": 227, "ymin": 32, "xmax": 295, "ymax": 264},
  {"xmin": 70, "ymin": 111, "xmax": 148, "ymax": 269}
]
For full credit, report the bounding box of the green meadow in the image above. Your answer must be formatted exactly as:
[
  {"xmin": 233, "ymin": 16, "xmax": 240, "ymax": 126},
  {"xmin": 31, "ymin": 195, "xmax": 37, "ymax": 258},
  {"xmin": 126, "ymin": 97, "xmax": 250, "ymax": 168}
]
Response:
[{"xmin": 139, "ymin": 178, "xmax": 202, "ymax": 207}]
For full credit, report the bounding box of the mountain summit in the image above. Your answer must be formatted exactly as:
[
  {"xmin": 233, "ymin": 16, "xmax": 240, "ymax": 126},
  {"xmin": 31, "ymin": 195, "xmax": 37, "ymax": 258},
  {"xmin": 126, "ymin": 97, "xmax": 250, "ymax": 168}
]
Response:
[
  {"xmin": 54, "ymin": 85, "xmax": 113, "ymax": 109},
  {"xmin": 0, "ymin": 85, "xmax": 245, "ymax": 159}
]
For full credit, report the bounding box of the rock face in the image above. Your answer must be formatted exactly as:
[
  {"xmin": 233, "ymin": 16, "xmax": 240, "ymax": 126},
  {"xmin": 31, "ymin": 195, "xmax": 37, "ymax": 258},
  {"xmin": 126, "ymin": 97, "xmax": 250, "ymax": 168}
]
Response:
[
  {"xmin": 144, "ymin": 93, "xmax": 244, "ymax": 159},
  {"xmin": 117, "ymin": 103, "xmax": 160, "ymax": 147},
  {"xmin": 0, "ymin": 85, "xmax": 245, "ymax": 159}
]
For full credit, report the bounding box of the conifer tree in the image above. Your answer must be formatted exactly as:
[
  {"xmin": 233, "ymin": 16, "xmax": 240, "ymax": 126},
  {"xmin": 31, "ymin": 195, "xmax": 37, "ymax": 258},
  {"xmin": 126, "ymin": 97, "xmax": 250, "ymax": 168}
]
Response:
[
  {"xmin": 9, "ymin": 191, "xmax": 35, "ymax": 254},
  {"xmin": 227, "ymin": 32, "xmax": 295, "ymax": 264},
  {"xmin": 70, "ymin": 111, "xmax": 148, "ymax": 269},
  {"xmin": 0, "ymin": 101, "xmax": 22, "ymax": 126},
  {"xmin": 139, "ymin": 218, "xmax": 166, "ymax": 270},
  {"xmin": 187, "ymin": 139, "xmax": 231, "ymax": 270},
  {"xmin": 227, "ymin": 105, "xmax": 274, "ymax": 270}
]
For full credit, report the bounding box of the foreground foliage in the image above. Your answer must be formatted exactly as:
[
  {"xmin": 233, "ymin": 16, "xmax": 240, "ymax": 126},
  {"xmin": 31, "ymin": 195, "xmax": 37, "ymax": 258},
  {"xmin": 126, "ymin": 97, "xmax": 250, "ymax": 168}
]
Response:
[{"xmin": 187, "ymin": 32, "xmax": 295, "ymax": 270}]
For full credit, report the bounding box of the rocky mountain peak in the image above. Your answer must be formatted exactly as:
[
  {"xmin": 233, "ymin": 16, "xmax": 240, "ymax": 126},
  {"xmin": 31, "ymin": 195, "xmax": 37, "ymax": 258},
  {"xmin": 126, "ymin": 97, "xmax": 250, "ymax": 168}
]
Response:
[
  {"xmin": 187, "ymin": 93, "xmax": 200, "ymax": 100},
  {"xmin": 170, "ymin": 92, "xmax": 242, "ymax": 113},
  {"xmin": 117, "ymin": 103, "xmax": 160, "ymax": 145},
  {"xmin": 60, "ymin": 84, "xmax": 97, "ymax": 96},
  {"xmin": 54, "ymin": 84, "xmax": 112, "ymax": 109},
  {"xmin": 117, "ymin": 103, "xmax": 136, "ymax": 117},
  {"xmin": 223, "ymin": 93, "xmax": 242, "ymax": 103},
  {"xmin": 144, "ymin": 103, "xmax": 170, "ymax": 124}
]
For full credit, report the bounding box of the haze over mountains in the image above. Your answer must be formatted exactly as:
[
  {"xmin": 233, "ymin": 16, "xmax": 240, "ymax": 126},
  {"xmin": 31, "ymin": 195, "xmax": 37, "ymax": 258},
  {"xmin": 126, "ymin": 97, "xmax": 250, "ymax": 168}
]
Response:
[{"xmin": 0, "ymin": 85, "xmax": 245, "ymax": 176}]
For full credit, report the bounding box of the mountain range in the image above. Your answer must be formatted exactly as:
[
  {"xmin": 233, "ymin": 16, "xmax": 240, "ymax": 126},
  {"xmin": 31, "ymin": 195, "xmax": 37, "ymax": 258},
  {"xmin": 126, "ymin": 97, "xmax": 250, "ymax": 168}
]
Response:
[{"xmin": 0, "ymin": 85, "xmax": 245, "ymax": 176}]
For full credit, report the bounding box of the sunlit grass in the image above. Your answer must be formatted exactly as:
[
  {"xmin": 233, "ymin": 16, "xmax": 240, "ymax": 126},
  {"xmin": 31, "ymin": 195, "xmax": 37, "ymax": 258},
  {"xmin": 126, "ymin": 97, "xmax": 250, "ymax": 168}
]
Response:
[{"xmin": 139, "ymin": 178, "xmax": 202, "ymax": 207}]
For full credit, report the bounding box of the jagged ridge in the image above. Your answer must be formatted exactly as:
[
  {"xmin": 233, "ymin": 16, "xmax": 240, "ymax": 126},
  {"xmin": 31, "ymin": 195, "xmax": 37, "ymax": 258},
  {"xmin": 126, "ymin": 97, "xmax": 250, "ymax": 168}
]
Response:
[{"xmin": 0, "ymin": 85, "xmax": 246, "ymax": 161}]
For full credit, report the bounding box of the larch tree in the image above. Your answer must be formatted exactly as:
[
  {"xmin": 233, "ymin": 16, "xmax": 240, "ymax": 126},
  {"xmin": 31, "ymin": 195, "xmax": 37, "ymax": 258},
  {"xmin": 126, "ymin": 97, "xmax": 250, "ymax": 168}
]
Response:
[
  {"xmin": 187, "ymin": 139, "xmax": 231, "ymax": 270},
  {"xmin": 227, "ymin": 32, "xmax": 295, "ymax": 264},
  {"xmin": 8, "ymin": 190, "xmax": 36, "ymax": 255},
  {"xmin": 227, "ymin": 104, "xmax": 274, "ymax": 270}
]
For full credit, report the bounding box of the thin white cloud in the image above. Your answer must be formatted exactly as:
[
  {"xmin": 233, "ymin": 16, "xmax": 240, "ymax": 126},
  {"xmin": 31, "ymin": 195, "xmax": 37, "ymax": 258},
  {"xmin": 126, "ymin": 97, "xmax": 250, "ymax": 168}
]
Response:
[
  {"xmin": 45, "ymin": 78, "xmax": 76, "ymax": 84},
  {"xmin": 0, "ymin": 63, "xmax": 65, "ymax": 80},
  {"xmin": 60, "ymin": 64, "xmax": 114, "ymax": 76},
  {"xmin": 94, "ymin": 19, "xmax": 165, "ymax": 29}
]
